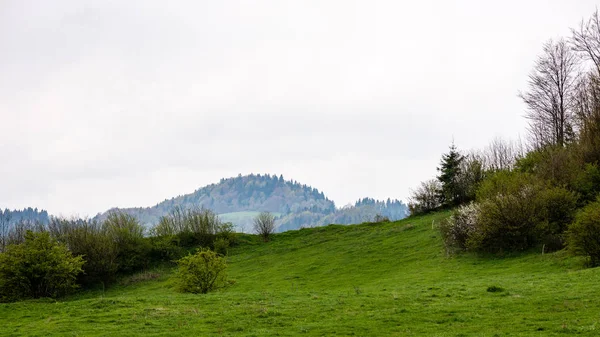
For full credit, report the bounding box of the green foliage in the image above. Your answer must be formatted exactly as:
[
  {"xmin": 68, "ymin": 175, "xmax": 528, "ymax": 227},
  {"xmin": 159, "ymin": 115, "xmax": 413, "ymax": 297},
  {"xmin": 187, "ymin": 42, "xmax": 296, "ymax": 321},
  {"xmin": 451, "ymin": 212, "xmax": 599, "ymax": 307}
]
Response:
[
  {"xmin": 536, "ymin": 187, "xmax": 578, "ymax": 250},
  {"xmin": 440, "ymin": 203, "xmax": 479, "ymax": 252},
  {"xmin": 4, "ymin": 212, "xmax": 600, "ymax": 336},
  {"xmin": 104, "ymin": 212, "xmax": 150, "ymax": 274},
  {"xmin": 458, "ymin": 154, "xmax": 486, "ymax": 202},
  {"xmin": 475, "ymin": 170, "xmax": 539, "ymax": 201},
  {"xmin": 48, "ymin": 218, "xmax": 119, "ymax": 286},
  {"xmin": 441, "ymin": 165, "xmax": 580, "ymax": 254},
  {"xmin": 148, "ymin": 235, "xmax": 185, "ymax": 263},
  {"xmin": 568, "ymin": 198, "xmax": 600, "ymax": 266},
  {"xmin": 471, "ymin": 186, "xmax": 543, "ymax": 252},
  {"xmin": 153, "ymin": 207, "xmax": 222, "ymax": 247},
  {"xmin": 175, "ymin": 249, "xmax": 228, "ymax": 294},
  {"xmin": 213, "ymin": 237, "xmax": 230, "ymax": 256},
  {"xmin": 571, "ymin": 163, "xmax": 600, "ymax": 204},
  {"xmin": 437, "ymin": 143, "xmax": 465, "ymax": 206},
  {"xmin": 0, "ymin": 231, "xmax": 84, "ymax": 302},
  {"xmin": 408, "ymin": 179, "xmax": 442, "ymax": 215},
  {"xmin": 216, "ymin": 222, "xmax": 238, "ymax": 246}
]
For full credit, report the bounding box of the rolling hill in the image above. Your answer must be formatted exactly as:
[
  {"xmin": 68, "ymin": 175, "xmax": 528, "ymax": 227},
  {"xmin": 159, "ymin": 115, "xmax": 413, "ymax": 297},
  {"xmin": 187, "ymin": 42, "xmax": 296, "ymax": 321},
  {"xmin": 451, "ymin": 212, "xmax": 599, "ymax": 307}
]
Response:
[
  {"xmin": 95, "ymin": 174, "xmax": 408, "ymax": 232},
  {"xmin": 2, "ymin": 211, "xmax": 598, "ymax": 336}
]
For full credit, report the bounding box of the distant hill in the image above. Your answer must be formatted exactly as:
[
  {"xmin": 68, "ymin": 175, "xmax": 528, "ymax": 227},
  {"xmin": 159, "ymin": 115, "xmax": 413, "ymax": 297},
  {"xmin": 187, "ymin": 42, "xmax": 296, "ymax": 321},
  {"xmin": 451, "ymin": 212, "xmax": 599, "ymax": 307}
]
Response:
[
  {"xmin": 95, "ymin": 174, "xmax": 408, "ymax": 232},
  {"xmin": 0, "ymin": 208, "xmax": 50, "ymax": 228}
]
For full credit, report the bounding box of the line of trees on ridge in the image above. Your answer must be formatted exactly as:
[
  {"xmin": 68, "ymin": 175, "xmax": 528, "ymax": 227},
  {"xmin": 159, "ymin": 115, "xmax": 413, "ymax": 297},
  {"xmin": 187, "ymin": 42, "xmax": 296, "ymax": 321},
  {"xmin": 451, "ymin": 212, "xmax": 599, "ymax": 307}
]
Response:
[{"xmin": 409, "ymin": 9, "xmax": 600, "ymax": 266}]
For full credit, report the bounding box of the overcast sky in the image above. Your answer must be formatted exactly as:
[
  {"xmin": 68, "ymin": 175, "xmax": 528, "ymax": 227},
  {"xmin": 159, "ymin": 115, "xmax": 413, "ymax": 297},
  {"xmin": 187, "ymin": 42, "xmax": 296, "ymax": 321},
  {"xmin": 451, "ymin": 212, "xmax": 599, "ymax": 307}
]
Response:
[{"xmin": 1, "ymin": 1, "xmax": 597, "ymax": 217}]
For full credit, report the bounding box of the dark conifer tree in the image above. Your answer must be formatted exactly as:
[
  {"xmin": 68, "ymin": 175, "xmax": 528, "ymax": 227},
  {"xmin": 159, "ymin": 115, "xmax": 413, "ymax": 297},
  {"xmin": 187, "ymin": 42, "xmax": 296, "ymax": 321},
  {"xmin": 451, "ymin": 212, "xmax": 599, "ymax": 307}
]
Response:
[{"xmin": 437, "ymin": 142, "xmax": 465, "ymax": 207}]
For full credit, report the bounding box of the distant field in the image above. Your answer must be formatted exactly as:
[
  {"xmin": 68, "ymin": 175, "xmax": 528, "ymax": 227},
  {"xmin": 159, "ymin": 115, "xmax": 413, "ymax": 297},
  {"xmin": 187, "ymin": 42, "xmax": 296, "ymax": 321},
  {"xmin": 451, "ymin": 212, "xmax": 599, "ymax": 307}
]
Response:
[
  {"xmin": 219, "ymin": 211, "xmax": 282, "ymax": 231},
  {"xmin": 1, "ymin": 212, "xmax": 599, "ymax": 336}
]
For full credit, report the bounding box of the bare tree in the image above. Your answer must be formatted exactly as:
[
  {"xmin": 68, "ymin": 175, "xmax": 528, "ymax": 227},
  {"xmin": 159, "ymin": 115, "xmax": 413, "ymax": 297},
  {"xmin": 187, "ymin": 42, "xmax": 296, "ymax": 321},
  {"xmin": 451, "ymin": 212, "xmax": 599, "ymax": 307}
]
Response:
[
  {"xmin": 573, "ymin": 72, "xmax": 600, "ymax": 128},
  {"xmin": 253, "ymin": 211, "xmax": 275, "ymax": 242},
  {"xmin": 572, "ymin": 9, "xmax": 600, "ymax": 77},
  {"xmin": 408, "ymin": 179, "xmax": 442, "ymax": 215},
  {"xmin": 483, "ymin": 137, "xmax": 519, "ymax": 171},
  {"xmin": 570, "ymin": 10, "xmax": 600, "ymax": 162},
  {"xmin": 519, "ymin": 38, "xmax": 579, "ymax": 148}
]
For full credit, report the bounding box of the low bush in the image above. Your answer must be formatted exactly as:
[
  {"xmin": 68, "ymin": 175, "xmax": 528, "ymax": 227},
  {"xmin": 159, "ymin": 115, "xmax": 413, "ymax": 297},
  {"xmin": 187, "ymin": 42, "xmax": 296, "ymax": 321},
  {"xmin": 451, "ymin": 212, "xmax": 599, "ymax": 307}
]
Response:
[
  {"xmin": 408, "ymin": 179, "xmax": 442, "ymax": 215},
  {"xmin": 253, "ymin": 212, "xmax": 276, "ymax": 242},
  {"xmin": 471, "ymin": 173, "xmax": 544, "ymax": 252},
  {"xmin": 0, "ymin": 231, "xmax": 84, "ymax": 302},
  {"xmin": 213, "ymin": 237, "xmax": 230, "ymax": 256},
  {"xmin": 567, "ymin": 198, "xmax": 600, "ymax": 267},
  {"xmin": 149, "ymin": 235, "xmax": 185, "ymax": 263},
  {"xmin": 175, "ymin": 249, "xmax": 228, "ymax": 294},
  {"xmin": 440, "ymin": 203, "xmax": 480, "ymax": 251},
  {"xmin": 153, "ymin": 207, "xmax": 227, "ymax": 248},
  {"xmin": 536, "ymin": 187, "xmax": 578, "ymax": 251},
  {"xmin": 571, "ymin": 163, "xmax": 600, "ymax": 204},
  {"xmin": 48, "ymin": 218, "xmax": 119, "ymax": 286},
  {"xmin": 104, "ymin": 212, "xmax": 150, "ymax": 274}
]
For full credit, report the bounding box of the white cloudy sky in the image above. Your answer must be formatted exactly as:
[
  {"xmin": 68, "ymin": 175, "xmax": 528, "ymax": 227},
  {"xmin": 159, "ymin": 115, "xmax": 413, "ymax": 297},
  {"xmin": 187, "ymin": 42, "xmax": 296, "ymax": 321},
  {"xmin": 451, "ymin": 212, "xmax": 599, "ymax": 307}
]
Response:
[{"xmin": 0, "ymin": 0, "xmax": 597, "ymax": 216}]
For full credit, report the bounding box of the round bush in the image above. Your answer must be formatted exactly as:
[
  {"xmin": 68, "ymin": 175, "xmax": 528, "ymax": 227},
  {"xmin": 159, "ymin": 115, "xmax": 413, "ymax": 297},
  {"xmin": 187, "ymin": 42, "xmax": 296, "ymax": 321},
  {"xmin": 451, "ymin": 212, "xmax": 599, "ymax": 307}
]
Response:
[
  {"xmin": 440, "ymin": 202, "xmax": 480, "ymax": 251},
  {"xmin": 568, "ymin": 199, "xmax": 600, "ymax": 266},
  {"xmin": 0, "ymin": 231, "xmax": 84, "ymax": 302},
  {"xmin": 175, "ymin": 249, "xmax": 227, "ymax": 294}
]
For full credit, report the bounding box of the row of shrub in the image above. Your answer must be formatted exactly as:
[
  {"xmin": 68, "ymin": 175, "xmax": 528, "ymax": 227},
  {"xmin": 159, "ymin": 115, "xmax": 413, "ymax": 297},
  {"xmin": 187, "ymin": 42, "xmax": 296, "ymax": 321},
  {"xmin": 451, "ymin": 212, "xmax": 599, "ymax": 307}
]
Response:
[
  {"xmin": 0, "ymin": 207, "xmax": 238, "ymax": 302},
  {"xmin": 438, "ymin": 145, "xmax": 600, "ymax": 264},
  {"xmin": 410, "ymin": 7, "xmax": 600, "ymax": 266}
]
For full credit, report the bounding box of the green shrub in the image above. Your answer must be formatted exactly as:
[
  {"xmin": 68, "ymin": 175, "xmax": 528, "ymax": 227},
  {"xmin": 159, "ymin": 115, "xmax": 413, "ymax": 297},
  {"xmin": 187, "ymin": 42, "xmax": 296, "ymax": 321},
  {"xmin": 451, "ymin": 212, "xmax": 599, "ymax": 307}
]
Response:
[
  {"xmin": 149, "ymin": 235, "xmax": 185, "ymax": 263},
  {"xmin": 48, "ymin": 218, "xmax": 119, "ymax": 286},
  {"xmin": 217, "ymin": 222, "xmax": 238, "ymax": 246},
  {"xmin": 213, "ymin": 237, "xmax": 229, "ymax": 256},
  {"xmin": 514, "ymin": 147, "xmax": 581, "ymax": 187},
  {"xmin": 536, "ymin": 187, "xmax": 578, "ymax": 251},
  {"xmin": 475, "ymin": 171, "xmax": 539, "ymax": 201},
  {"xmin": 440, "ymin": 203, "xmax": 480, "ymax": 252},
  {"xmin": 567, "ymin": 198, "xmax": 600, "ymax": 266},
  {"xmin": 469, "ymin": 171, "xmax": 579, "ymax": 253},
  {"xmin": 471, "ymin": 187, "xmax": 542, "ymax": 252},
  {"xmin": 571, "ymin": 163, "xmax": 600, "ymax": 204},
  {"xmin": 470, "ymin": 172, "xmax": 544, "ymax": 252},
  {"xmin": 0, "ymin": 231, "xmax": 84, "ymax": 302},
  {"xmin": 175, "ymin": 249, "xmax": 228, "ymax": 294},
  {"xmin": 104, "ymin": 212, "xmax": 150, "ymax": 274},
  {"xmin": 153, "ymin": 207, "xmax": 226, "ymax": 248}
]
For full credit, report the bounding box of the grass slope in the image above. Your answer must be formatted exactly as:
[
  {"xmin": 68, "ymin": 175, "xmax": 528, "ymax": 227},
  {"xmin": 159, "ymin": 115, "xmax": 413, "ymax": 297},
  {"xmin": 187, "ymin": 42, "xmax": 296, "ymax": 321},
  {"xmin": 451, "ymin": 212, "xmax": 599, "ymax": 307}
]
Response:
[{"xmin": 1, "ymin": 212, "xmax": 599, "ymax": 336}]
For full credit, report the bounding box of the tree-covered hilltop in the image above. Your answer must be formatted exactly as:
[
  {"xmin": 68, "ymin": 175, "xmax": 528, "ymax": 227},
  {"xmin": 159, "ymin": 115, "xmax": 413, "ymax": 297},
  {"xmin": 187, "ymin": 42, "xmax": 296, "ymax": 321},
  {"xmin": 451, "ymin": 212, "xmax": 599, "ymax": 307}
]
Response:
[
  {"xmin": 94, "ymin": 174, "xmax": 407, "ymax": 231},
  {"xmin": 0, "ymin": 208, "xmax": 50, "ymax": 227}
]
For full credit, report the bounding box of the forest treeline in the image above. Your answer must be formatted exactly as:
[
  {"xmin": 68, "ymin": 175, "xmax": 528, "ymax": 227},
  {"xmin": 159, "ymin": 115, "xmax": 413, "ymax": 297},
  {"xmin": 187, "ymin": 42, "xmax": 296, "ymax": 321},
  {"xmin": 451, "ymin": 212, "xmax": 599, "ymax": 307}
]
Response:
[
  {"xmin": 409, "ymin": 9, "xmax": 600, "ymax": 265},
  {"xmin": 0, "ymin": 207, "xmax": 238, "ymax": 302}
]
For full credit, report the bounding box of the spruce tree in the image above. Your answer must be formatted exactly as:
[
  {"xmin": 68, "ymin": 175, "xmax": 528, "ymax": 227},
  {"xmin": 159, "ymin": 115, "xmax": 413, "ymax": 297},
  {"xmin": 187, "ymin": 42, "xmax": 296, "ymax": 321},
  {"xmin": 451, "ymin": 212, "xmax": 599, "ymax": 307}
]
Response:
[{"xmin": 437, "ymin": 142, "xmax": 465, "ymax": 207}]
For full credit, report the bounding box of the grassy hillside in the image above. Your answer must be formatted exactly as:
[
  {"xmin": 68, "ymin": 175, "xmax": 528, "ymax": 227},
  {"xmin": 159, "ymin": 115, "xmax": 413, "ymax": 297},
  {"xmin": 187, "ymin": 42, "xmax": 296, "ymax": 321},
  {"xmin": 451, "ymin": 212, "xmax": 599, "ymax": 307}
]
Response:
[{"xmin": 2, "ymin": 212, "xmax": 599, "ymax": 336}]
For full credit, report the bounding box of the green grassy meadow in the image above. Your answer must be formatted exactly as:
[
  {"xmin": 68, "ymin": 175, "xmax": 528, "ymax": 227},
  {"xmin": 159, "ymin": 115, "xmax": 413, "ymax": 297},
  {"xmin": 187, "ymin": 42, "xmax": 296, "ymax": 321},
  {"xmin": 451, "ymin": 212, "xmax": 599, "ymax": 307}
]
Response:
[{"xmin": 1, "ymin": 212, "xmax": 599, "ymax": 336}]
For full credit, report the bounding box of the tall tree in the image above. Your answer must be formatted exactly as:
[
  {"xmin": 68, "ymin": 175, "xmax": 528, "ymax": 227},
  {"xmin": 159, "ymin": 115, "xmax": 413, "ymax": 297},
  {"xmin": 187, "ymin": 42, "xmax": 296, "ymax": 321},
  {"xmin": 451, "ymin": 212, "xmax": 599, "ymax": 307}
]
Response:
[
  {"xmin": 519, "ymin": 38, "xmax": 578, "ymax": 148},
  {"xmin": 437, "ymin": 143, "xmax": 465, "ymax": 206},
  {"xmin": 572, "ymin": 9, "xmax": 600, "ymax": 77}
]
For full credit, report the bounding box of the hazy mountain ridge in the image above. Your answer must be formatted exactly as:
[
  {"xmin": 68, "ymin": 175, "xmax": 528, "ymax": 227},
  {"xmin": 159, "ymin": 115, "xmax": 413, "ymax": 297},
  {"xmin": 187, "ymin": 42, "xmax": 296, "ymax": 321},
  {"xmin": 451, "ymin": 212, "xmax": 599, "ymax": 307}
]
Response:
[
  {"xmin": 0, "ymin": 208, "xmax": 49, "ymax": 228},
  {"xmin": 94, "ymin": 174, "xmax": 408, "ymax": 231}
]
